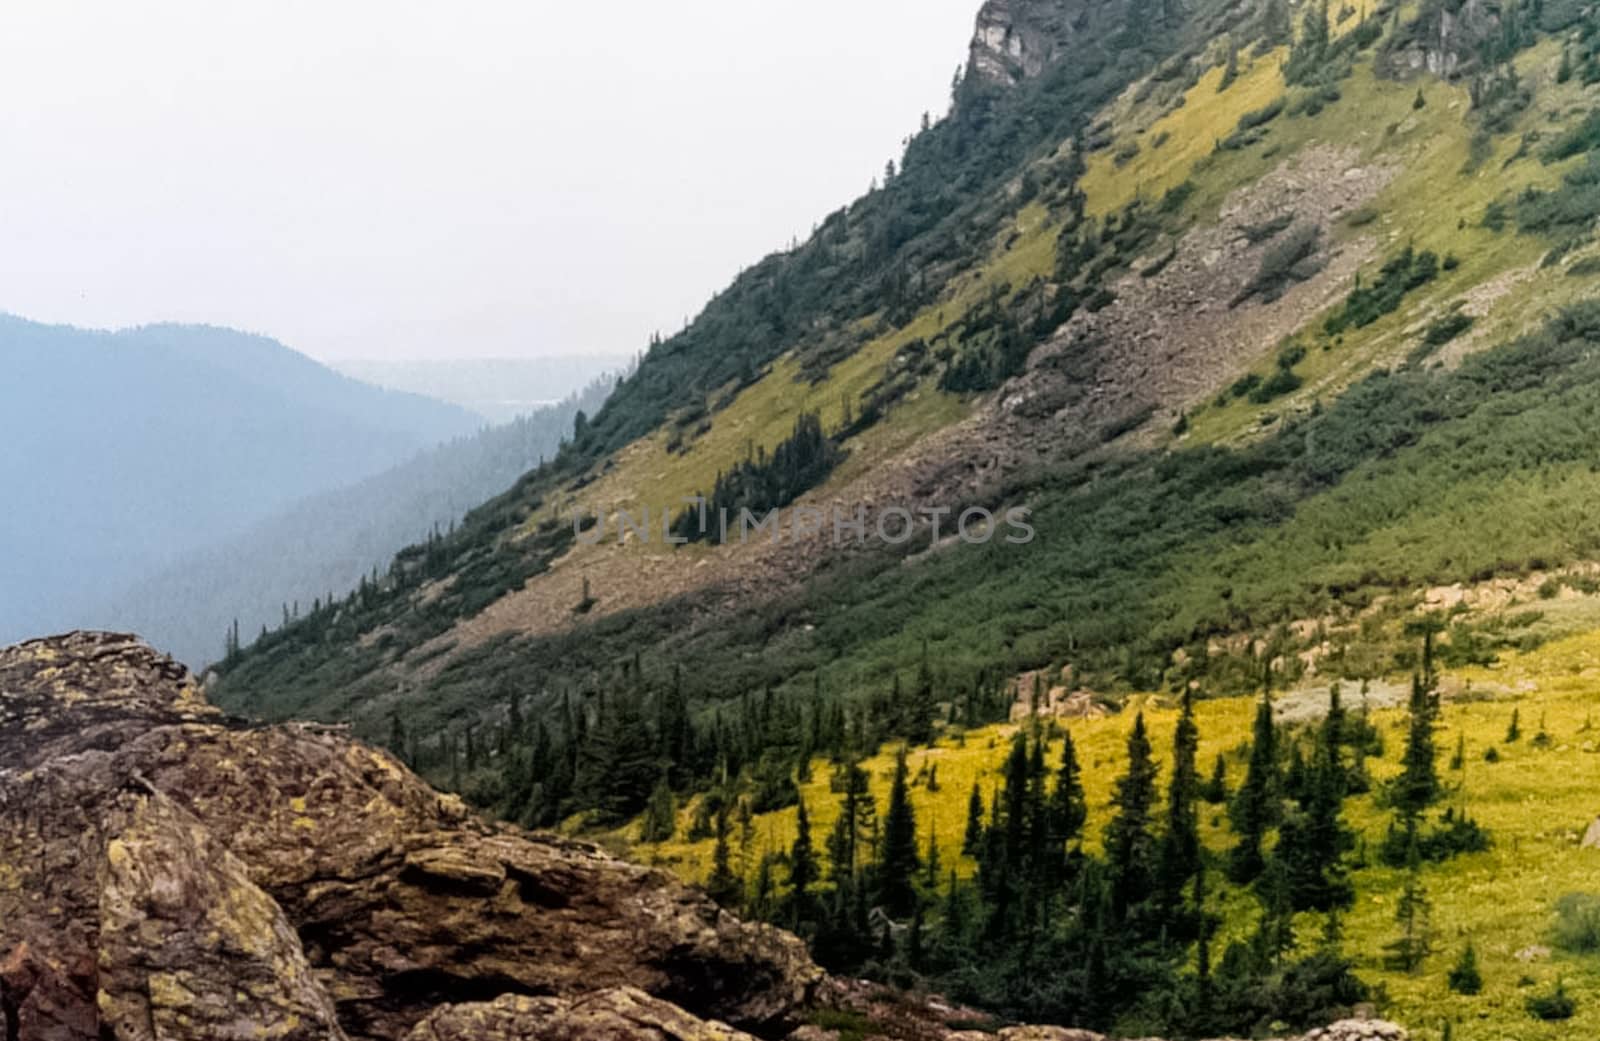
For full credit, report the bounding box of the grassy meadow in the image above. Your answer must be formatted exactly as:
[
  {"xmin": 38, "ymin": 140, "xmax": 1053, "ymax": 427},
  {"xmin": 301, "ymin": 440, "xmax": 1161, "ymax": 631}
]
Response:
[{"xmin": 628, "ymin": 629, "xmax": 1600, "ymax": 1040}]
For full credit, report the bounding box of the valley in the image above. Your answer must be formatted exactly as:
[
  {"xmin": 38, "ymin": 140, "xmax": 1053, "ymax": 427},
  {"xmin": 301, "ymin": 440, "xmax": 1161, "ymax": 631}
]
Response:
[{"xmin": 29, "ymin": 0, "xmax": 1600, "ymax": 1037}]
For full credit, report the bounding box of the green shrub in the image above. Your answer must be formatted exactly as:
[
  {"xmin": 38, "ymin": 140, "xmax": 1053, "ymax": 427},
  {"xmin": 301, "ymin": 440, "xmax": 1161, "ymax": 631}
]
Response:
[
  {"xmin": 1237, "ymin": 96, "xmax": 1286, "ymax": 131},
  {"xmin": 1552, "ymin": 893, "xmax": 1600, "ymax": 953},
  {"xmin": 1517, "ymin": 154, "xmax": 1600, "ymax": 240},
  {"xmin": 1324, "ymin": 247, "xmax": 1439, "ymax": 335},
  {"xmin": 1526, "ymin": 981, "xmax": 1576, "ymax": 1021},
  {"xmin": 1542, "ymin": 109, "xmax": 1600, "ymax": 163},
  {"xmin": 1423, "ymin": 312, "xmax": 1476, "ymax": 347},
  {"xmin": 1448, "ymin": 942, "xmax": 1483, "ymax": 995}
]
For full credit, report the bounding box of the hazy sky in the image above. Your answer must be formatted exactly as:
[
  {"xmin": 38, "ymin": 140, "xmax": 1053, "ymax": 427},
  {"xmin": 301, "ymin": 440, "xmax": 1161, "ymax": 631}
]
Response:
[{"xmin": 0, "ymin": 1, "xmax": 980, "ymax": 362}]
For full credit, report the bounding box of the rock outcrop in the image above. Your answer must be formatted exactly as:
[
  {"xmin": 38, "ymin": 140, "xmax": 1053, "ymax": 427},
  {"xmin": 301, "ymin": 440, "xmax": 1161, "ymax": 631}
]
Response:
[
  {"xmin": 967, "ymin": 0, "xmax": 1078, "ymax": 87},
  {"xmin": 404, "ymin": 987, "xmax": 758, "ymax": 1041},
  {"xmin": 1376, "ymin": 0, "xmax": 1502, "ymax": 79},
  {"xmin": 0, "ymin": 632, "xmax": 821, "ymax": 1041}
]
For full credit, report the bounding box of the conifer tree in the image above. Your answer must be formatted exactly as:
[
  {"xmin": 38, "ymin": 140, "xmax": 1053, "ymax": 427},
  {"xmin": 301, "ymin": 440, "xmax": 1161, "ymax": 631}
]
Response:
[
  {"xmin": 641, "ymin": 774, "xmax": 677, "ymax": 842},
  {"xmin": 388, "ymin": 714, "xmax": 407, "ymax": 762},
  {"xmin": 706, "ymin": 808, "xmax": 742, "ymax": 909},
  {"xmin": 657, "ymin": 666, "xmax": 692, "ymax": 784},
  {"xmin": 1392, "ymin": 669, "xmax": 1441, "ymax": 823},
  {"xmin": 790, "ymin": 797, "xmax": 818, "ymax": 917},
  {"xmin": 578, "ymin": 688, "xmax": 660, "ymax": 823},
  {"xmin": 1229, "ymin": 692, "xmax": 1279, "ymax": 883},
  {"xmin": 750, "ymin": 854, "xmax": 776, "ymax": 920},
  {"xmin": 1448, "ymin": 940, "xmax": 1483, "ymax": 994},
  {"xmin": 1202, "ymin": 752, "xmax": 1228, "ymax": 804},
  {"xmin": 879, "ymin": 748, "xmax": 922, "ymax": 918},
  {"xmin": 1104, "ymin": 713, "xmax": 1160, "ymax": 919},
  {"xmin": 1506, "ymin": 706, "xmax": 1522, "ymax": 742},
  {"xmin": 1277, "ymin": 688, "xmax": 1354, "ymax": 911},
  {"xmin": 828, "ymin": 758, "xmax": 874, "ymax": 888},
  {"xmin": 1156, "ymin": 690, "xmax": 1202, "ymax": 917},
  {"xmin": 1384, "ymin": 833, "xmax": 1433, "ymax": 972},
  {"xmin": 1051, "ymin": 729, "xmax": 1088, "ymax": 848},
  {"xmin": 963, "ymin": 782, "xmax": 986, "ymax": 857},
  {"xmin": 1253, "ymin": 853, "xmax": 1296, "ymax": 969}
]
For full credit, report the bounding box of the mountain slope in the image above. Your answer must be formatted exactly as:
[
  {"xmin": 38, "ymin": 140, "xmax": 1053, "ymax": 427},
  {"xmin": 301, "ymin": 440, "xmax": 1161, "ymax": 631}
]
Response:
[
  {"xmin": 0, "ymin": 316, "xmax": 481, "ymax": 643},
  {"xmin": 215, "ymin": 0, "xmax": 1600, "ymax": 1035}
]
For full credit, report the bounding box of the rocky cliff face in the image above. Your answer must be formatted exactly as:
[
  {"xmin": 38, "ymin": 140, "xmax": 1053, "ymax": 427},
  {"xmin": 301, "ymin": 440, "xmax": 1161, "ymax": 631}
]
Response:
[
  {"xmin": 0, "ymin": 632, "xmax": 819, "ymax": 1041},
  {"xmin": 1377, "ymin": 0, "xmax": 1503, "ymax": 79},
  {"xmin": 967, "ymin": 0, "xmax": 1078, "ymax": 86}
]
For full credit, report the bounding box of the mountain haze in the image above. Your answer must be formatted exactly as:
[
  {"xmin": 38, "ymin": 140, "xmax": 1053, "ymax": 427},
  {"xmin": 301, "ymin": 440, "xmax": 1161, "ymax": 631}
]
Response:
[
  {"xmin": 0, "ymin": 316, "xmax": 482, "ymax": 643},
  {"xmin": 333, "ymin": 356, "xmax": 629, "ymax": 424},
  {"xmin": 94, "ymin": 375, "xmax": 618, "ymax": 666}
]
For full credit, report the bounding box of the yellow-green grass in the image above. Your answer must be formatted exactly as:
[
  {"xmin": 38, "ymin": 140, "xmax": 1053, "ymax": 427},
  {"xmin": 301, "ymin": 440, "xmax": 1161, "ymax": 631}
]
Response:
[
  {"xmin": 1080, "ymin": 45, "xmax": 1292, "ymax": 217},
  {"xmin": 627, "ymin": 626, "xmax": 1600, "ymax": 1039}
]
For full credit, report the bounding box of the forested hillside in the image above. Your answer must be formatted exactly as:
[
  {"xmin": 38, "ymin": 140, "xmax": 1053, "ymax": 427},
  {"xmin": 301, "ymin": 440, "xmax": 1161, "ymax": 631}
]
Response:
[{"xmin": 215, "ymin": 0, "xmax": 1600, "ymax": 1036}]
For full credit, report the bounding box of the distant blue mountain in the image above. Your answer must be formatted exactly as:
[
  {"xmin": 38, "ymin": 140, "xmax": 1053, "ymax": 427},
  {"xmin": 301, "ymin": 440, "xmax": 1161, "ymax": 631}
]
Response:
[
  {"xmin": 0, "ymin": 316, "xmax": 483, "ymax": 643},
  {"xmin": 97, "ymin": 375, "xmax": 617, "ymax": 666}
]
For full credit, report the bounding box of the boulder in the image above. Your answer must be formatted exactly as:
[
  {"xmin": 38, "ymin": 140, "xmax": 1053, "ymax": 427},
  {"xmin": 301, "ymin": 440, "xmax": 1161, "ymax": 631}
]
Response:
[{"xmin": 404, "ymin": 987, "xmax": 757, "ymax": 1041}]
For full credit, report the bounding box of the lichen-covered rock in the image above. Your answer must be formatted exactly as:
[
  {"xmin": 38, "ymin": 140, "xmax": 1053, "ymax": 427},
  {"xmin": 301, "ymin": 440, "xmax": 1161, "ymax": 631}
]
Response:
[
  {"xmin": 96, "ymin": 787, "xmax": 348, "ymax": 1041},
  {"xmin": 403, "ymin": 987, "xmax": 757, "ymax": 1041},
  {"xmin": 0, "ymin": 633, "xmax": 821, "ymax": 1041}
]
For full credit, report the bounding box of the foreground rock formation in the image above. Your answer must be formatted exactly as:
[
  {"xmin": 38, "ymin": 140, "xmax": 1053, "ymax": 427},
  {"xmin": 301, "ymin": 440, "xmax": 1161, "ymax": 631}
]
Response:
[
  {"xmin": 0, "ymin": 632, "xmax": 818, "ymax": 1041},
  {"xmin": 0, "ymin": 632, "xmax": 1408, "ymax": 1041}
]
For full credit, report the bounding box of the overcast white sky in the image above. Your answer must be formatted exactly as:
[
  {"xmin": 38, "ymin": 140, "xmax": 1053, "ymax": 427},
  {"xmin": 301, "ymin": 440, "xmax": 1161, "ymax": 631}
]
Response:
[{"xmin": 0, "ymin": 1, "xmax": 980, "ymax": 362}]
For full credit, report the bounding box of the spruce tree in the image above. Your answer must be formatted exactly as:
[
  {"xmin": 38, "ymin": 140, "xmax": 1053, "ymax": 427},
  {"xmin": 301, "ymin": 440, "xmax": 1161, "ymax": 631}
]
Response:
[
  {"xmin": 1384, "ymin": 832, "xmax": 1433, "ymax": 972},
  {"xmin": 706, "ymin": 808, "xmax": 742, "ymax": 909},
  {"xmin": 1277, "ymin": 687, "xmax": 1355, "ymax": 911},
  {"xmin": 828, "ymin": 757, "xmax": 874, "ymax": 888},
  {"xmin": 641, "ymin": 774, "xmax": 677, "ymax": 842},
  {"xmin": 1229, "ymin": 692, "xmax": 1279, "ymax": 883},
  {"xmin": 1392, "ymin": 670, "xmax": 1441, "ymax": 823},
  {"xmin": 879, "ymin": 747, "xmax": 922, "ymax": 918},
  {"xmin": 963, "ymin": 782, "xmax": 986, "ymax": 857},
  {"xmin": 750, "ymin": 853, "xmax": 776, "ymax": 920},
  {"xmin": 1156, "ymin": 690, "xmax": 1202, "ymax": 917},
  {"xmin": 657, "ymin": 666, "xmax": 692, "ymax": 784},
  {"xmin": 1448, "ymin": 940, "xmax": 1483, "ymax": 994},
  {"xmin": 790, "ymin": 797, "xmax": 818, "ymax": 917},
  {"xmin": 1202, "ymin": 752, "xmax": 1228, "ymax": 804},
  {"xmin": 1104, "ymin": 712, "xmax": 1160, "ymax": 920},
  {"xmin": 1051, "ymin": 728, "xmax": 1088, "ymax": 849}
]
